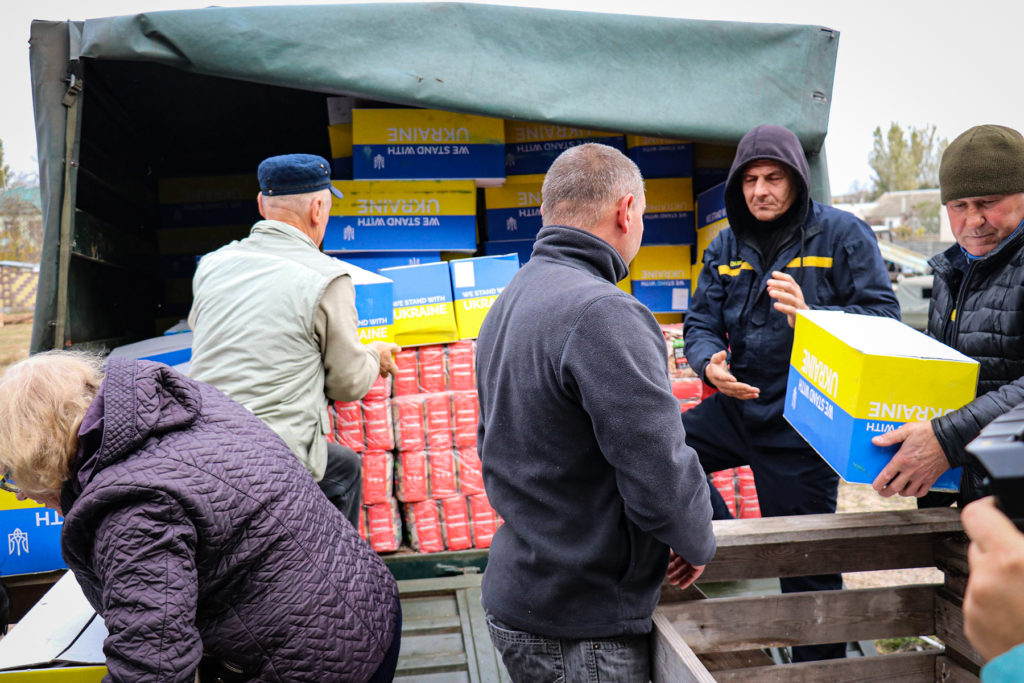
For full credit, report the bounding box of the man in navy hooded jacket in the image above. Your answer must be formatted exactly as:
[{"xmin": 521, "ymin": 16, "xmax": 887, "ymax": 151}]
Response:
[
  {"xmin": 476, "ymin": 143, "xmax": 715, "ymax": 682},
  {"xmin": 683, "ymin": 124, "xmax": 900, "ymax": 661}
]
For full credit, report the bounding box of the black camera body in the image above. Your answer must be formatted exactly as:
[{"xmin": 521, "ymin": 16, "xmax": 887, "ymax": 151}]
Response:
[{"xmin": 966, "ymin": 401, "xmax": 1024, "ymax": 522}]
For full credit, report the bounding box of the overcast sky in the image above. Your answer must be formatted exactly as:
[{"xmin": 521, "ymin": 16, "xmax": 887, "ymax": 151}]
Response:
[{"xmin": 3, "ymin": 0, "xmax": 1022, "ymax": 194}]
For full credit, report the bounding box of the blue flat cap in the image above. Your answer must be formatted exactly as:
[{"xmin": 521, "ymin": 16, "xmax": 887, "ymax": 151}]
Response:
[{"xmin": 258, "ymin": 154, "xmax": 344, "ymax": 198}]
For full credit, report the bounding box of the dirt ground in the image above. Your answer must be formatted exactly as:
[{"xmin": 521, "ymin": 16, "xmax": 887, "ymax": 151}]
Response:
[{"xmin": 837, "ymin": 481, "xmax": 944, "ymax": 589}]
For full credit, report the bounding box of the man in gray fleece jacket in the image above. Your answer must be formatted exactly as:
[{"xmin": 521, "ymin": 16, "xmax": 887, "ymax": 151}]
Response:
[{"xmin": 476, "ymin": 143, "xmax": 716, "ymax": 682}]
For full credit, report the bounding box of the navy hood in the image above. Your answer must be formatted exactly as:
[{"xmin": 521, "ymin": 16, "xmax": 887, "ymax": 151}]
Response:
[{"xmin": 724, "ymin": 124, "xmax": 811, "ymax": 244}]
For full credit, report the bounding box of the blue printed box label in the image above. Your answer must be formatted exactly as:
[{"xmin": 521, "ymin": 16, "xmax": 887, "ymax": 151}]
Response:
[
  {"xmin": 352, "ymin": 109, "xmax": 505, "ymax": 183},
  {"xmin": 0, "ymin": 507, "xmax": 66, "ymax": 576},
  {"xmin": 626, "ymin": 136, "xmax": 693, "ymax": 179}
]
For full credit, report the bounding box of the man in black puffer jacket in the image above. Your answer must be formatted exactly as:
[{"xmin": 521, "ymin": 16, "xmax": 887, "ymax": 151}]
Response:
[{"xmin": 872, "ymin": 124, "xmax": 1024, "ymax": 506}]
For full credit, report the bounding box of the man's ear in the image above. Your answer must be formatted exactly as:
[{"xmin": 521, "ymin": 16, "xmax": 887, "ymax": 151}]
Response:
[
  {"xmin": 616, "ymin": 193, "xmax": 635, "ymax": 234},
  {"xmin": 257, "ymin": 192, "xmax": 267, "ymax": 219}
]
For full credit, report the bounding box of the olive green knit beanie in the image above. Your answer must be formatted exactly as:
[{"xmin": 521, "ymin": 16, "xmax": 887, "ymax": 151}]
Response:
[{"xmin": 940, "ymin": 124, "xmax": 1024, "ymax": 203}]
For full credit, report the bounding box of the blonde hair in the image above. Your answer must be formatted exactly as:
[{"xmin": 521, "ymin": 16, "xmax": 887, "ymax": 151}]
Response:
[{"xmin": 0, "ymin": 351, "xmax": 104, "ymax": 493}]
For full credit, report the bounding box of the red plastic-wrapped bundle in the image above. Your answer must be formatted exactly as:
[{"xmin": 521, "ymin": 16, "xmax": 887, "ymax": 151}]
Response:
[
  {"xmin": 361, "ymin": 451, "xmax": 394, "ymax": 505},
  {"xmin": 395, "ymin": 450, "xmax": 429, "ymax": 503},
  {"xmin": 468, "ymin": 493, "xmax": 501, "ymax": 549},
  {"xmin": 332, "ymin": 401, "xmax": 365, "ymax": 452},
  {"xmin": 452, "ymin": 390, "xmax": 478, "ymax": 448},
  {"xmin": 440, "ymin": 496, "xmax": 473, "ymax": 551},
  {"xmin": 429, "ymin": 449, "xmax": 459, "ymax": 498},
  {"xmin": 362, "ymin": 400, "xmax": 394, "ymax": 451},
  {"xmin": 456, "ymin": 446, "xmax": 484, "ymax": 495},
  {"xmin": 392, "ymin": 396, "xmax": 427, "ymax": 452},
  {"xmin": 711, "ymin": 469, "xmax": 738, "ymax": 518},
  {"xmin": 366, "ymin": 498, "xmax": 402, "ymax": 553},
  {"xmin": 393, "ymin": 349, "xmax": 420, "ymax": 396},
  {"xmin": 737, "ymin": 466, "xmax": 761, "ymax": 519},
  {"xmin": 425, "ymin": 393, "xmax": 453, "ymax": 450},
  {"xmin": 448, "ymin": 340, "xmax": 476, "ymax": 391},
  {"xmin": 418, "ymin": 345, "xmax": 448, "ymax": 394},
  {"xmin": 405, "ymin": 500, "xmax": 444, "ymax": 553},
  {"xmin": 671, "ymin": 376, "xmax": 703, "ymax": 413},
  {"xmin": 364, "ymin": 374, "xmax": 392, "ymax": 402}
]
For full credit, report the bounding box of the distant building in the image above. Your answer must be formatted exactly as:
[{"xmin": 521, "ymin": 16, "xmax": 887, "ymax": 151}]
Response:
[{"xmin": 0, "ymin": 185, "xmax": 43, "ymax": 264}]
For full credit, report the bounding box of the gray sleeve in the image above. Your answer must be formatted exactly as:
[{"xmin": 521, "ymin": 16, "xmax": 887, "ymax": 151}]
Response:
[{"xmin": 315, "ymin": 275, "xmax": 380, "ymax": 402}]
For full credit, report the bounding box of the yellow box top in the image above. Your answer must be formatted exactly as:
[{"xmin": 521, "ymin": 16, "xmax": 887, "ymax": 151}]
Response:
[
  {"xmin": 790, "ymin": 310, "xmax": 979, "ymax": 418},
  {"xmin": 504, "ymin": 121, "xmax": 622, "ymax": 143},
  {"xmin": 484, "ymin": 175, "xmax": 544, "ymax": 210},
  {"xmin": 630, "ymin": 245, "xmax": 691, "ymax": 281},
  {"xmin": 330, "ymin": 180, "xmax": 477, "ymax": 217},
  {"xmin": 645, "ymin": 177, "xmax": 694, "ymax": 214},
  {"xmin": 353, "ymin": 109, "xmax": 505, "ymax": 145}
]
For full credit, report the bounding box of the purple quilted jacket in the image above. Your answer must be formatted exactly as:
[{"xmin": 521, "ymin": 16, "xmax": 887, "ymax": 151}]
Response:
[{"xmin": 59, "ymin": 359, "xmax": 399, "ymax": 682}]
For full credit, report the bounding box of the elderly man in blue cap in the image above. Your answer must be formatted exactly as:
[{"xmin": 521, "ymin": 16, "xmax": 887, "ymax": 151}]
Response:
[{"xmin": 189, "ymin": 154, "xmax": 399, "ymax": 526}]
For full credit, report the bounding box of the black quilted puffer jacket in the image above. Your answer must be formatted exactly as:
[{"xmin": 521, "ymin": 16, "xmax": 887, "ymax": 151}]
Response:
[
  {"xmin": 928, "ymin": 227, "xmax": 1024, "ymax": 504},
  {"xmin": 59, "ymin": 359, "xmax": 399, "ymax": 682}
]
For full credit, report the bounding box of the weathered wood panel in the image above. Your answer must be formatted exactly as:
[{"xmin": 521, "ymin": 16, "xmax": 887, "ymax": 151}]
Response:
[
  {"xmin": 714, "ymin": 650, "xmax": 938, "ymax": 682},
  {"xmin": 650, "ymin": 611, "xmax": 716, "ymax": 683},
  {"xmin": 660, "ymin": 585, "xmax": 936, "ymax": 653},
  {"xmin": 703, "ymin": 509, "xmax": 962, "ymax": 582},
  {"xmin": 936, "ymin": 655, "xmax": 982, "ymax": 682},
  {"xmin": 935, "ymin": 594, "xmax": 985, "ymax": 670}
]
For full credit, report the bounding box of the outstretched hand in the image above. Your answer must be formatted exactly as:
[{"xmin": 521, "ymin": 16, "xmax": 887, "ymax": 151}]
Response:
[
  {"xmin": 766, "ymin": 270, "xmax": 808, "ymax": 328},
  {"xmin": 704, "ymin": 350, "xmax": 760, "ymax": 400}
]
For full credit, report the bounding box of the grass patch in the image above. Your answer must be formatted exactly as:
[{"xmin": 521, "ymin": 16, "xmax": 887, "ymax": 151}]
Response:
[{"xmin": 0, "ymin": 322, "xmax": 32, "ymax": 373}]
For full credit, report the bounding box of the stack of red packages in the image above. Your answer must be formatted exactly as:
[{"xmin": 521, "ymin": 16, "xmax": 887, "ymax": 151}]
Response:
[
  {"xmin": 468, "ymin": 493, "xmax": 502, "ymax": 548},
  {"xmin": 418, "ymin": 345, "xmax": 448, "ymax": 393},
  {"xmin": 439, "ymin": 496, "xmax": 473, "ymax": 551},
  {"xmin": 736, "ymin": 466, "xmax": 761, "ymax": 519},
  {"xmin": 448, "ymin": 340, "xmax": 475, "ymax": 391},
  {"xmin": 365, "ymin": 499, "xmax": 402, "ymax": 553},
  {"xmin": 711, "ymin": 469, "xmax": 738, "ymax": 518},
  {"xmin": 393, "ymin": 349, "xmax": 420, "ymax": 396},
  {"xmin": 395, "ymin": 450, "xmax": 429, "ymax": 503},
  {"xmin": 361, "ymin": 451, "xmax": 394, "ymax": 505},
  {"xmin": 452, "ymin": 391, "xmax": 478, "ymax": 448},
  {"xmin": 330, "ymin": 401, "xmax": 365, "ymax": 451},
  {"xmin": 671, "ymin": 376, "xmax": 703, "ymax": 414},
  {"xmin": 405, "ymin": 499, "xmax": 445, "ymax": 553}
]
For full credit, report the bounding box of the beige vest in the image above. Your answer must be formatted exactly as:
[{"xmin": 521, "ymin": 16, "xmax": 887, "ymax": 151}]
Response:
[{"xmin": 189, "ymin": 220, "xmax": 349, "ymax": 480}]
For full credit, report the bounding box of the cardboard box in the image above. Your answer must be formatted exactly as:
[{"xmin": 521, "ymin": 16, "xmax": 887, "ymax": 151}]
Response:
[
  {"xmin": 449, "ymin": 254, "xmax": 520, "ymax": 339},
  {"xmin": 484, "ymin": 239, "xmax": 535, "ymax": 266},
  {"xmin": 693, "ymin": 142, "xmax": 735, "ymax": 195},
  {"xmin": 107, "ymin": 332, "xmax": 193, "ymax": 372},
  {"xmin": 325, "ymin": 180, "xmax": 478, "ymax": 252},
  {"xmin": 696, "ymin": 180, "xmax": 728, "ymax": 265},
  {"xmin": 326, "ymin": 96, "xmax": 355, "ymax": 179},
  {"xmin": 629, "ymin": 245, "xmax": 691, "ymax": 313},
  {"xmin": 352, "ymin": 108, "xmax": 505, "ymax": 185},
  {"xmin": 347, "ymin": 265, "xmax": 395, "ymax": 344},
  {"xmin": 784, "ymin": 310, "xmax": 979, "ymax": 491},
  {"xmin": 483, "ymin": 174, "xmax": 543, "ymax": 241},
  {"xmin": 642, "ymin": 177, "xmax": 695, "ymax": 245},
  {"xmin": 330, "ymin": 251, "xmax": 440, "ymax": 274},
  {"xmin": 626, "ymin": 135, "xmax": 693, "ymax": 178},
  {"xmin": 0, "ymin": 491, "xmax": 65, "ymax": 578},
  {"xmin": 0, "ymin": 572, "xmax": 107, "ymax": 679},
  {"xmin": 380, "ymin": 262, "xmax": 460, "ymax": 347},
  {"xmin": 504, "ymin": 121, "xmax": 625, "ymax": 176}
]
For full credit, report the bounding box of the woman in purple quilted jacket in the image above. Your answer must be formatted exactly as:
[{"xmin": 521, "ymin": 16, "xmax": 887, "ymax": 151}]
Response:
[{"xmin": 0, "ymin": 351, "xmax": 401, "ymax": 682}]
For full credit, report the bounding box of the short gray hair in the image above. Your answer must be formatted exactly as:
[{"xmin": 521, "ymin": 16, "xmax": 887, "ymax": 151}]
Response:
[{"xmin": 541, "ymin": 143, "xmax": 644, "ymax": 229}]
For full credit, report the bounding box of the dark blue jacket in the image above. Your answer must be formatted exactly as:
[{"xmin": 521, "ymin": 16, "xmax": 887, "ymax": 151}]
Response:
[
  {"xmin": 476, "ymin": 226, "xmax": 715, "ymax": 639},
  {"xmin": 928, "ymin": 229, "xmax": 1024, "ymax": 503},
  {"xmin": 685, "ymin": 125, "xmax": 900, "ymax": 447}
]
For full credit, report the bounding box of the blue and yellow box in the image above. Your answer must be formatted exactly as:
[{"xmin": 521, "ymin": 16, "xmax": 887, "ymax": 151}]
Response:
[
  {"xmin": 333, "ymin": 251, "xmax": 441, "ymax": 274},
  {"xmin": 484, "ymin": 239, "xmax": 535, "ymax": 266},
  {"xmin": 0, "ymin": 491, "xmax": 65, "ymax": 577},
  {"xmin": 504, "ymin": 121, "xmax": 625, "ymax": 177},
  {"xmin": 449, "ymin": 254, "xmax": 520, "ymax": 340},
  {"xmin": 325, "ymin": 180, "xmax": 478, "ymax": 252},
  {"xmin": 784, "ymin": 310, "xmax": 979, "ymax": 491},
  {"xmin": 484, "ymin": 174, "xmax": 544, "ymax": 242},
  {"xmin": 327, "ymin": 96, "xmax": 355, "ymax": 179},
  {"xmin": 696, "ymin": 181, "xmax": 728, "ymax": 265},
  {"xmin": 626, "ymin": 135, "xmax": 693, "ymax": 178},
  {"xmin": 642, "ymin": 178, "xmax": 694, "ymax": 246},
  {"xmin": 629, "ymin": 245, "xmax": 691, "ymax": 313},
  {"xmin": 352, "ymin": 109, "xmax": 505, "ymax": 185},
  {"xmin": 347, "ymin": 265, "xmax": 395, "ymax": 345},
  {"xmin": 380, "ymin": 262, "xmax": 459, "ymax": 347},
  {"xmin": 693, "ymin": 142, "xmax": 735, "ymax": 195}
]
